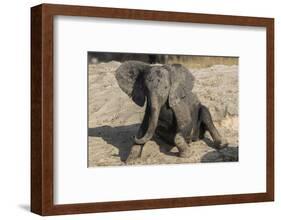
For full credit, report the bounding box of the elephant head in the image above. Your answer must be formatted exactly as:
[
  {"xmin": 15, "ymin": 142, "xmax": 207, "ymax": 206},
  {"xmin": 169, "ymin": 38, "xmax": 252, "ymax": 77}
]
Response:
[{"xmin": 115, "ymin": 61, "xmax": 195, "ymax": 145}]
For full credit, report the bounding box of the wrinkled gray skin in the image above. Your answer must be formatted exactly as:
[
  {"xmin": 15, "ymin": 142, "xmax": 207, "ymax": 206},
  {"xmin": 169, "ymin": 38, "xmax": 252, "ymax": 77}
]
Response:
[{"xmin": 115, "ymin": 61, "xmax": 227, "ymax": 158}]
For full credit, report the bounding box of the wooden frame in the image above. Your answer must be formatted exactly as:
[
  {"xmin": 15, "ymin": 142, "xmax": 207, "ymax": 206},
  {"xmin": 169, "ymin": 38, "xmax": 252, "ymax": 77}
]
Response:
[{"xmin": 31, "ymin": 3, "xmax": 274, "ymax": 216}]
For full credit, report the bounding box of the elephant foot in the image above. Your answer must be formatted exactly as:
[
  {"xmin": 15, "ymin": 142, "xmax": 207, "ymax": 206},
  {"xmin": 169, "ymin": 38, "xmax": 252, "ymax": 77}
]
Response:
[
  {"xmin": 175, "ymin": 134, "xmax": 194, "ymax": 158},
  {"xmin": 214, "ymin": 138, "xmax": 228, "ymax": 149},
  {"xmin": 125, "ymin": 144, "xmax": 142, "ymax": 164}
]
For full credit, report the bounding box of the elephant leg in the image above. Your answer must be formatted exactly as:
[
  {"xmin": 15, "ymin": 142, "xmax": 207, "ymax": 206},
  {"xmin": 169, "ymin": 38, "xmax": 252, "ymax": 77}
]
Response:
[
  {"xmin": 136, "ymin": 105, "xmax": 150, "ymax": 138},
  {"xmin": 172, "ymin": 104, "xmax": 193, "ymax": 158},
  {"xmin": 155, "ymin": 125, "xmax": 175, "ymax": 145},
  {"xmin": 192, "ymin": 105, "xmax": 210, "ymax": 141},
  {"xmin": 200, "ymin": 105, "xmax": 228, "ymax": 148},
  {"xmin": 191, "ymin": 106, "xmax": 201, "ymax": 142},
  {"xmin": 199, "ymin": 123, "xmax": 207, "ymax": 139},
  {"xmin": 156, "ymin": 104, "xmax": 176, "ymax": 144},
  {"xmin": 174, "ymin": 133, "xmax": 193, "ymax": 158},
  {"xmin": 134, "ymin": 94, "xmax": 161, "ymax": 145},
  {"xmin": 191, "ymin": 120, "xmax": 201, "ymax": 142}
]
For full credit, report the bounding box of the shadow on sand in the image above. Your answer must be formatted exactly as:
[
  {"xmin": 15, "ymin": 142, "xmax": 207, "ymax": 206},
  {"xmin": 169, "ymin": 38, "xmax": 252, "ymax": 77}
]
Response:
[
  {"xmin": 88, "ymin": 124, "xmax": 140, "ymax": 162},
  {"xmin": 88, "ymin": 124, "xmax": 238, "ymax": 163}
]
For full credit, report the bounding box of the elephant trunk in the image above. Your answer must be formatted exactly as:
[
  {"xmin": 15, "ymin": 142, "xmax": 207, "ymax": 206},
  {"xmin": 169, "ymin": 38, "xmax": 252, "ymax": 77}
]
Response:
[
  {"xmin": 134, "ymin": 96, "xmax": 160, "ymax": 145},
  {"xmin": 134, "ymin": 133, "xmax": 154, "ymax": 145}
]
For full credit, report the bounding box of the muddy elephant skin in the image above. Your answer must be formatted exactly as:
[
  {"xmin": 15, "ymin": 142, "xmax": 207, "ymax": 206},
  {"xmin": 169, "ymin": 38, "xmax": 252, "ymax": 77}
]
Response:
[{"xmin": 115, "ymin": 61, "xmax": 227, "ymax": 158}]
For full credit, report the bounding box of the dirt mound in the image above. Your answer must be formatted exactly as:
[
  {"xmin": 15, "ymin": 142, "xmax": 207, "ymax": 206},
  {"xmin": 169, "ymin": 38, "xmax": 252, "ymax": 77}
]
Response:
[{"xmin": 88, "ymin": 62, "xmax": 238, "ymax": 166}]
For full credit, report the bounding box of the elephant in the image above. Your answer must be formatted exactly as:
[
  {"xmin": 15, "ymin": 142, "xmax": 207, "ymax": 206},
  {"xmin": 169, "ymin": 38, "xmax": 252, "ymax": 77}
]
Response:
[{"xmin": 115, "ymin": 60, "xmax": 227, "ymax": 159}]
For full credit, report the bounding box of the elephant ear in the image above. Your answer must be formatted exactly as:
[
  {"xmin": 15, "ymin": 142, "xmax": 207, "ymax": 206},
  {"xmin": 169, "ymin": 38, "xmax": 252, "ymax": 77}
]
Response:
[
  {"xmin": 115, "ymin": 61, "xmax": 149, "ymax": 106},
  {"xmin": 167, "ymin": 64, "xmax": 195, "ymax": 108},
  {"xmin": 132, "ymin": 74, "xmax": 146, "ymax": 107}
]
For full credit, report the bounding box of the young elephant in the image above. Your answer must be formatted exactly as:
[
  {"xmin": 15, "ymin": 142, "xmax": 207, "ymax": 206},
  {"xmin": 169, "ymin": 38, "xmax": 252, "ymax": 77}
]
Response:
[{"xmin": 115, "ymin": 61, "xmax": 227, "ymax": 158}]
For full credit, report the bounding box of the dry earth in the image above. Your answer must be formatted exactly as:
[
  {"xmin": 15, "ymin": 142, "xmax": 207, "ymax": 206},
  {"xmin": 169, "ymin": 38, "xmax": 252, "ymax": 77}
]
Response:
[{"xmin": 88, "ymin": 62, "xmax": 239, "ymax": 167}]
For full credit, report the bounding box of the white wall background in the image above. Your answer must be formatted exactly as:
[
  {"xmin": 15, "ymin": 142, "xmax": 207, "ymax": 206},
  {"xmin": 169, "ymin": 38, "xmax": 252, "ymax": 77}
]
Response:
[{"xmin": 0, "ymin": 0, "xmax": 279, "ymax": 219}]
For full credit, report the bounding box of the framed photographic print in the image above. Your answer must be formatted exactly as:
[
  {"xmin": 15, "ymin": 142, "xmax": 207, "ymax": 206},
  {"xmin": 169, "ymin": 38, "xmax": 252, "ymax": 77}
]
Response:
[{"xmin": 31, "ymin": 3, "xmax": 274, "ymax": 216}]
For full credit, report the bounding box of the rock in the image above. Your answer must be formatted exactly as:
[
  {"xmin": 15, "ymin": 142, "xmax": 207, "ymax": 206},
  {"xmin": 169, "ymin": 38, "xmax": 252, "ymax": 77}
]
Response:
[
  {"xmin": 125, "ymin": 145, "xmax": 142, "ymax": 164},
  {"xmin": 140, "ymin": 142, "xmax": 161, "ymax": 159}
]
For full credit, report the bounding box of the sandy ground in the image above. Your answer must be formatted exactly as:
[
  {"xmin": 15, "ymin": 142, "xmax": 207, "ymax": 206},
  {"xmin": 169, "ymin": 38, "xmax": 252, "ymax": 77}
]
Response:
[{"xmin": 88, "ymin": 62, "xmax": 239, "ymax": 167}]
